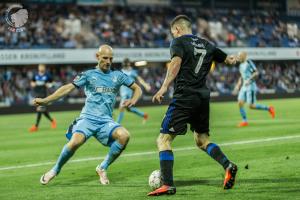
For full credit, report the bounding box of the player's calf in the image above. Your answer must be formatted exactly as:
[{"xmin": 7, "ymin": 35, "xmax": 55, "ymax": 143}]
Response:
[
  {"xmin": 194, "ymin": 132, "xmax": 238, "ymax": 189},
  {"xmin": 150, "ymin": 134, "xmax": 177, "ymax": 196},
  {"xmin": 97, "ymin": 127, "xmax": 130, "ymax": 182}
]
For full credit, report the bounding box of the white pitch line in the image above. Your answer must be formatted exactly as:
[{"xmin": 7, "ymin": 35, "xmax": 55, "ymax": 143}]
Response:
[{"xmin": 1, "ymin": 134, "xmax": 300, "ymax": 171}]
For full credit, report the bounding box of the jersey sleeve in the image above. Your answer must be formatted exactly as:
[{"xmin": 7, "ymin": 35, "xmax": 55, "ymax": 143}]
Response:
[
  {"xmin": 118, "ymin": 72, "xmax": 134, "ymax": 87},
  {"xmin": 46, "ymin": 74, "xmax": 53, "ymax": 82},
  {"xmin": 170, "ymin": 38, "xmax": 184, "ymax": 59},
  {"xmin": 212, "ymin": 47, "xmax": 227, "ymax": 63},
  {"xmin": 132, "ymin": 70, "xmax": 138, "ymax": 80},
  {"xmin": 32, "ymin": 75, "xmax": 36, "ymax": 82},
  {"xmin": 247, "ymin": 60, "xmax": 257, "ymax": 73},
  {"xmin": 72, "ymin": 72, "xmax": 87, "ymax": 88}
]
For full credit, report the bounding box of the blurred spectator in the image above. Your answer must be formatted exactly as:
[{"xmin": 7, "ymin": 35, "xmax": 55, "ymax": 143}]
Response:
[
  {"xmin": 0, "ymin": 4, "xmax": 299, "ymax": 49},
  {"xmin": 0, "ymin": 61, "xmax": 299, "ymax": 106}
]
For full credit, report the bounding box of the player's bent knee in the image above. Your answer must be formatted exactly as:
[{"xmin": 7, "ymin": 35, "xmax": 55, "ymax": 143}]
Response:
[
  {"xmin": 68, "ymin": 133, "xmax": 85, "ymax": 150},
  {"xmin": 113, "ymin": 127, "xmax": 130, "ymax": 145},
  {"xmin": 157, "ymin": 134, "xmax": 172, "ymax": 151},
  {"xmin": 238, "ymin": 101, "xmax": 244, "ymax": 107},
  {"xmin": 194, "ymin": 133, "xmax": 210, "ymax": 149},
  {"xmin": 249, "ymin": 104, "xmax": 256, "ymax": 109}
]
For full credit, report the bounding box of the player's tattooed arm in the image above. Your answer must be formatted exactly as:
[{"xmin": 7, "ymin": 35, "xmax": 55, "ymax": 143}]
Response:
[
  {"xmin": 33, "ymin": 83, "xmax": 76, "ymax": 106},
  {"xmin": 152, "ymin": 56, "xmax": 182, "ymax": 103},
  {"xmin": 123, "ymin": 83, "xmax": 142, "ymax": 108}
]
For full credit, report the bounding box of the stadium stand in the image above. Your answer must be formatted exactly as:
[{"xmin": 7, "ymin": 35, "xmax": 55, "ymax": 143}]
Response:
[{"xmin": 0, "ymin": 4, "xmax": 299, "ymax": 49}]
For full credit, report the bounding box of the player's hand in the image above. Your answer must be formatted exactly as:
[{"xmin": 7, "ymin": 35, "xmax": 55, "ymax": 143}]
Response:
[
  {"xmin": 122, "ymin": 99, "xmax": 136, "ymax": 108},
  {"xmin": 232, "ymin": 89, "xmax": 239, "ymax": 95},
  {"xmin": 144, "ymin": 84, "xmax": 151, "ymax": 92},
  {"xmin": 244, "ymin": 79, "xmax": 251, "ymax": 86},
  {"xmin": 33, "ymin": 98, "xmax": 49, "ymax": 106},
  {"xmin": 152, "ymin": 86, "xmax": 167, "ymax": 104}
]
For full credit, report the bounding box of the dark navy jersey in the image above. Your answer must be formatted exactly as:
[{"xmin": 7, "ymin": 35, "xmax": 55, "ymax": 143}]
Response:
[
  {"xmin": 32, "ymin": 73, "xmax": 52, "ymax": 97},
  {"xmin": 170, "ymin": 34, "xmax": 227, "ymax": 99}
]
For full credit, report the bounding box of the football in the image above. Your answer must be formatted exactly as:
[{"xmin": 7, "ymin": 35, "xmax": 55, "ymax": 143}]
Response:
[{"xmin": 148, "ymin": 170, "xmax": 162, "ymax": 190}]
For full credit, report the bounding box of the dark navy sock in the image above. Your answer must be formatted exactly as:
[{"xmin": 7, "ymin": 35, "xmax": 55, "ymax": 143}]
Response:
[
  {"xmin": 159, "ymin": 150, "xmax": 174, "ymax": 186},
  {"xmin": 35, "ymin": 112, "xmax": 42, "ymax": 127},
  {"xmin": 205, "ymin": 143, "xmax": 230, "ymax": 169},
  {"xmin": 43, "ymin": 111, "xmax": 53, "ymax": 121}
]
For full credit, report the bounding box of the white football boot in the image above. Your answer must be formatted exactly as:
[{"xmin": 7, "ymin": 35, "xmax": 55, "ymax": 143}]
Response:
[
  {"xmin": 40, "ymin": 170, "xmax": 57, "ymax": 185},
  {"xmin": 96, "ymin": 166, "xmax": 110, "ymax": 185}
]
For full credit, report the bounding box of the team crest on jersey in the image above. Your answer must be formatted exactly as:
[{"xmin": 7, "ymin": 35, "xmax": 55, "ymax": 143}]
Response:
[
  {"xmin": 90, "ymin": 76, "xmax": 97, "ymax": 84},
  {"xmin": 112, "ymin": 76, "xmax": 118, "ymax": 83}
]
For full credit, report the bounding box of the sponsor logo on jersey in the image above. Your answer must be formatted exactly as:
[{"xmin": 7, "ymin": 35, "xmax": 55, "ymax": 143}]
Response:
[{"xmin": 95, "ymin": 86, "xmax": 117, "ymax": 93}]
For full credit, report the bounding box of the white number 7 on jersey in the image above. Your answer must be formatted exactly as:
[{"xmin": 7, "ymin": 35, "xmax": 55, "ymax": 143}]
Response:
[{"xmin": 194, "ymin": 48, "xmax": 207, "ymax": 74}]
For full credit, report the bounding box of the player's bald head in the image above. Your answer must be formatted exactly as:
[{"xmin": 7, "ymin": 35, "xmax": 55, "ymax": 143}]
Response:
[
  {"xmin": 96, "ymin": 44, "xmax": 113, "ymax": 72},
  {"xmin": 170, "ymin": 15, "xmax": 192, "ymax": 30},
  {"xmin": 98, "ymin": 44, "xmax": 113, "ymax": 55},
  {"xmin": 238, "ymin": 51, "xmax": 247, "ymax": 62}
]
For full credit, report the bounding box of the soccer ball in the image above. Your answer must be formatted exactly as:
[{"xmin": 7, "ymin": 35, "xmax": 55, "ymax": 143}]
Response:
[{"xmin": 148, "ymin": 170, "xmax": 162, "ymax": 190}]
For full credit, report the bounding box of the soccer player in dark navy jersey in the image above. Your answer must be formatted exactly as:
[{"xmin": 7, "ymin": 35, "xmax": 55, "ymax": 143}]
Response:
[
  {"xmin": 29, "ymin": 64, "xmax": 56, "ymax": 132},
  {"xmin": 148, "ymin": 15, "xmax": 238, "ymax": 196}
]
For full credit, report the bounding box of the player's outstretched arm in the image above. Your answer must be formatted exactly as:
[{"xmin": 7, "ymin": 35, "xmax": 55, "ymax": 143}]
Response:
[
  {"xmin": 123, "ymin": 83, "xmax": 142, "ymax": 108},
  {"xmin": 33, "ymin": 83, "xmax": 76, "ymax": 106},
  {"xmin": 152, "ymin": 56, "xmax": 182, "ymax": 103},
  {"xmin": 137, "ymin": 76, "xmax": 151, "ymax": 92}
]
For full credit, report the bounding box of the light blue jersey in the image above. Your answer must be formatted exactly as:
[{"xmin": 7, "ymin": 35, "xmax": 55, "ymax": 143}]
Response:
[
  {"xmin": 239, "ymin": 59, "xmax": 257, "ymax": 91},
  {"xmin": 73, "ymin": 68, "xmax": 134, "ymax": 119},
  {"xmin": 120, "ymin": 68, "xmax": 138, "ymax": 100},
  {"xmin": 238, "ymin": 60, "xmax": 258, "ymax": 104},
  {"xmin": 66, "ymin": 67, "xmax": 134, "ymax": 146}
]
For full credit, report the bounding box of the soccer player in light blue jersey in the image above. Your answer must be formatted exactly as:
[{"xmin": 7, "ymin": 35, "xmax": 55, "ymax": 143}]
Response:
[
  {"xmin": 117, "ymin": 58, "xmax": 151, "ymax": 124},
  {"xmin": 33, "ymin": 45, "xmax": 142, "ymax": 185},
  {"xmin": 233, "ymin": 51, "xmax": 275, "ymax": 127}
]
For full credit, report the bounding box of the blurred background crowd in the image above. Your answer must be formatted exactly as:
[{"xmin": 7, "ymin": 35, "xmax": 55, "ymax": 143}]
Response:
[
  {"xmin": 1, "ymin": 61, "xmax": 299, "ymax": 106},
  {"xmin": 0, "ymin": 4, "xmax": 299, "ymax": 49}
]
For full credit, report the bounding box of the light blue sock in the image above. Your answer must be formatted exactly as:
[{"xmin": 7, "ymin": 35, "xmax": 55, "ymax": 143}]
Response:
[
  {"xmin": 117, "ymin": 112, "xmax": 125, "ymax": 123},
  {"xmin": 254, "ymin": 104, "xmax": 269, "ymax": 111},
  {"xmin": 239, "ymin": 107, "xmax": 247, "ymax": 122},
  {"xmin": 52, "ymin": 145, "xmax": 74, "ymax": 174},
  {"xmin": 128, "ymin": 107, "xmax": 144, "ymax": 117},
  {"xmin": 100, "ymin": 141, "xmax": 124, "ymax": 170}
]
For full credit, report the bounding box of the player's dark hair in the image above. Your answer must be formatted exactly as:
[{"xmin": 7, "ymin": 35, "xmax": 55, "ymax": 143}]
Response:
[
  {"xmin": 170, "ymin": 15, "xmax": 192, "ymax": 29},
  {"xmin": 122, "ymin": 58, "xmax": 131, "ymax": 67}
]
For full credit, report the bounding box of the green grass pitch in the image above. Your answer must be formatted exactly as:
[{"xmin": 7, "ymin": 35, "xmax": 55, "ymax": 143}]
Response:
[{"xmin": 1, "ymin": 98, "xmax": 300, "ymax": 200}]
